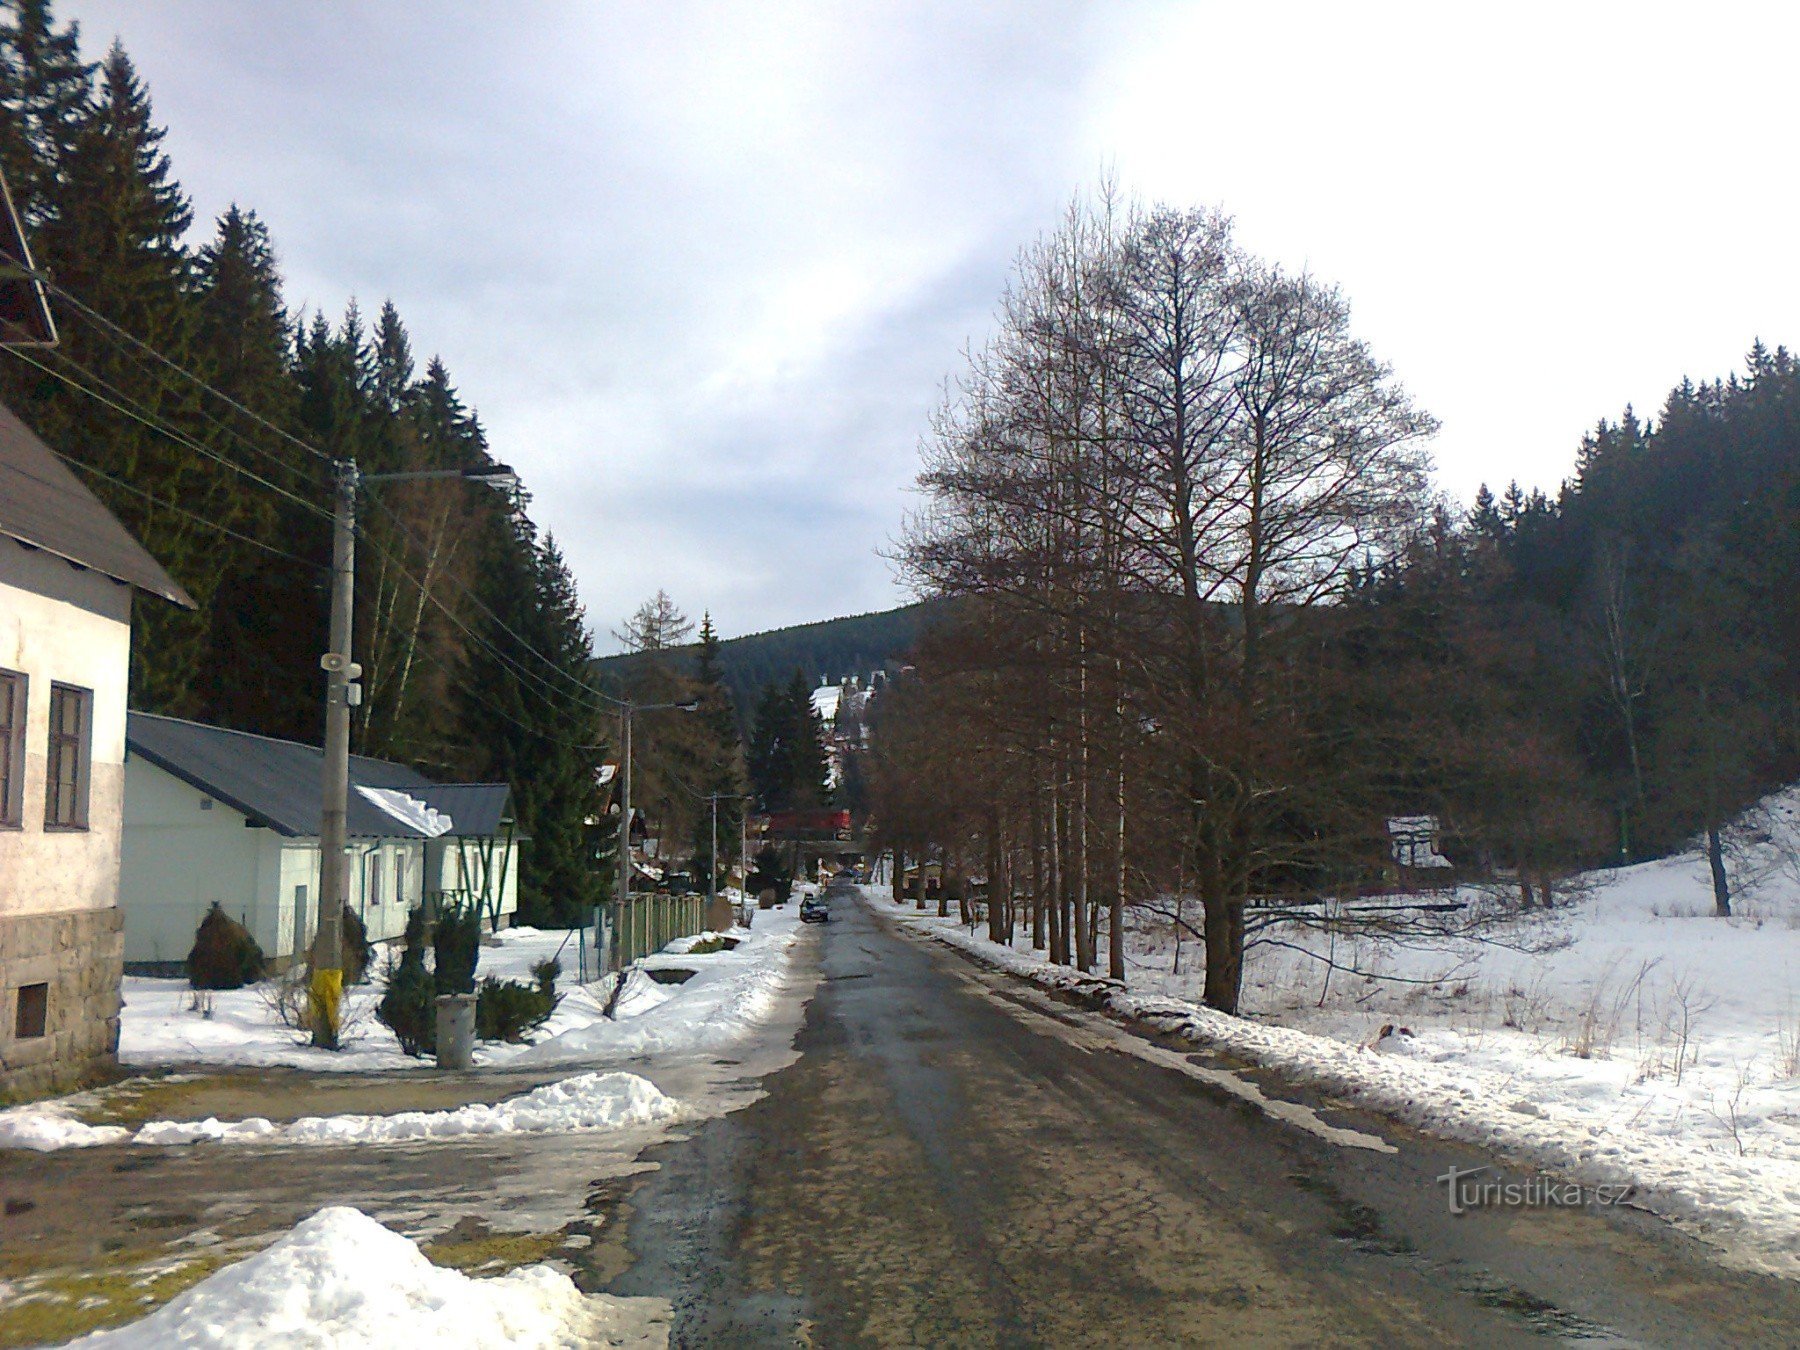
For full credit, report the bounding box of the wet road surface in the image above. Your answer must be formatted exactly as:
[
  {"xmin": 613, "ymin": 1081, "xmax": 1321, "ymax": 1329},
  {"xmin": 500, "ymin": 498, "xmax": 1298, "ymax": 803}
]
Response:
[{"xmin": 596, "ymin": 888, "xmax": 1800, "ymax": 1347}]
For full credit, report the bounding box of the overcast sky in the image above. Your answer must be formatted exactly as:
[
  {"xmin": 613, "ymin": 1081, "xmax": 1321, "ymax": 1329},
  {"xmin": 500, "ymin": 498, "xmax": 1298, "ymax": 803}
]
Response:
[{"xmin": 71, "ymin": 1, "xmax": 1800, "ymax": 648}]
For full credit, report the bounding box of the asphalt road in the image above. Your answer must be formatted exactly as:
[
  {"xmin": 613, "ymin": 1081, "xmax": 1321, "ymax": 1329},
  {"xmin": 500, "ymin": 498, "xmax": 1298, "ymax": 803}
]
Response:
[{"xmin": 596, "ymin": 887, "xmax": 1800, "ymax": 1348}]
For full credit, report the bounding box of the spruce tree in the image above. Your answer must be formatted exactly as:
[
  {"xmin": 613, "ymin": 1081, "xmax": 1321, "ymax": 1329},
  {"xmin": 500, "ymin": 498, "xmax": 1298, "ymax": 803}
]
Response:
[
  {"xmin": 189, "ymin": 205, "xmax": 320, "ymax": 737},
  {"xmin": 462, "ymin": 517, "xmax": 608, "ymax": 926},
  {"xmin": 690, "ymin": 612, "xmax": 745, "ymax": 880},
  {"xmin": 0, "ymin": 0, "xmax": 91, "ymax": 232},
  {"xmin": 30, "ymin": 41, "xmax": 212, "ymax": 714}
]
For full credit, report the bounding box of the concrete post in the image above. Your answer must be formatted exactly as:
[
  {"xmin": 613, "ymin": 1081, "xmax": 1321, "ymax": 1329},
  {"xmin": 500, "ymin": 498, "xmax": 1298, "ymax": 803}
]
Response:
[{"xmin": 435, "ymin": 993, "xmax": 476, "ymax": 1070}]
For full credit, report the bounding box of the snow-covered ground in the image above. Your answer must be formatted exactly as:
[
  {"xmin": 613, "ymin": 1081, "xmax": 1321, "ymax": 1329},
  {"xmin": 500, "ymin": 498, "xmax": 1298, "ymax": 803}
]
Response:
[
  {"xmin": 2, "ymin": 903, "xmax": 806, "ymax": 1153},
  {"xmin": 869, "ymin": 801, "xmax": 1800, "ymax": 1277},
  {"xmin": 114, "ymin": 898, "xmax": 797, "ymax": 1074},
  {"xmin": 66, "ymin": 1205, "xmax": 667, "ymax": 1348}
]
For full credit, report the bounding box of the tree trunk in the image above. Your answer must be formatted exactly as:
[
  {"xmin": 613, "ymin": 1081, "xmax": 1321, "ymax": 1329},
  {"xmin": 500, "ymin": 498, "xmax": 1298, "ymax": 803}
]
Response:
[
  {"xmin": 1109, "ymin": 727, "xmax": 1126, "ymax": 982},
  {"xmin": 1201, "ymin": 891, "xmax": 1244, "ymax": 1013},
  {"xmin": 1708, "ymin": 824, "xmax": 1731, "ymax": 917},
  {"xmin": 1031, "ymin": 788, "xmax": 1047, "ymax": 951},
  {"xmin": 986, "ymin": 810, "xmax": 1004, "ymax": 943},
  {"xmin": 1050, "ymin": 788, "xmax": 1070, "ymax": 965}
]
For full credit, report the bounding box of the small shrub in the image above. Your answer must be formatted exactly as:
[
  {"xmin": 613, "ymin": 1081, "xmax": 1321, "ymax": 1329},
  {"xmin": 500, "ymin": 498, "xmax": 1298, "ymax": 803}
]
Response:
[
  {"xmin": 260, "ymin": 966, "xmax": 310, "ymax": 1031},
  {"xmin": 341, "ymin": 904, "xmax": 372, "ymax": 985},
  {"xmin": 377, "ymin": 908, "xmax": 436, "ymax": 1057},
  {"xmin": 188, "ymin": 903, "xmax": 266, "ymax": 990},
  {"xmin": 433, "ymin": 902, "xmax": 481, "ymax": 996},
  {"xmin": 476, "ymin": 959, "xmax": 562, "ymax": 1043}
]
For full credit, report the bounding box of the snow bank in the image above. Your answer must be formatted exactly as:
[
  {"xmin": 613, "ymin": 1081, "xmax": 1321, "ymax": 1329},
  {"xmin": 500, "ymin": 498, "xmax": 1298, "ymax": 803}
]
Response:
[
  {"xmin": 877, "ymin": 890, "xmax": 1800, "ymax": 1277},
  {"xmin": 513, "ymin": 907, "xmax": 802, "ymax": 1066},
  {"xmin": 127, "ymin": 1072, "xmax": 680, "ymax": 1150},
  {"xmin": 0, "ymin": 1109, "xmax": 127, "ymax": 1152},
  {"xmin": 66, "ymin": 1205, "xmax": 665, "ymax": 1348}
]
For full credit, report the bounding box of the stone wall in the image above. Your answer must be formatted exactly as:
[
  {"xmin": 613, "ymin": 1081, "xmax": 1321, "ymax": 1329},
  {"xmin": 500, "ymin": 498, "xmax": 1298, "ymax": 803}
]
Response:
[{"xmin": 0, "ymin": 906, "xmax": 123, "ymax": 1102}]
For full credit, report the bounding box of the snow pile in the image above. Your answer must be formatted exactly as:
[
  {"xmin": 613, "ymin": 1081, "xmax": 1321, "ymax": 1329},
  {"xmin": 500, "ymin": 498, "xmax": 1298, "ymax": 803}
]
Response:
[
  {"xmin": 278, "ymin": 1071, "xmax": 678, "ymax": 1145},
  {"xmin": 875, "ymin": 883, "xmax": 1800, "ymax": 1276},
  {"xmin": 355, "ymin": 785, "xmax": 454, "ymax": 838},
  {"xmin": 67, "ymin": 1205, "xmax": 665, "ymax": 1348},
  {"xmin": 0, "ymin": 1108, "xmax": 127, "ymax": 1152},
  {"xmin": 126, "ymin": 1072, "xmax": 680, "ymax": 1150}
]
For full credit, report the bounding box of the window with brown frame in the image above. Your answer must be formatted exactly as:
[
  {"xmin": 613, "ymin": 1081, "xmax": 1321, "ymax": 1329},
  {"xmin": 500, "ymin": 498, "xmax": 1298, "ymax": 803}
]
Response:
[
  {"xmin": 0, "ymin": 670, "xmax": 23, "ymax": 828},
  {"xmin": 44, "ymin": 683, "xmax": 91, "ymax": 830}
]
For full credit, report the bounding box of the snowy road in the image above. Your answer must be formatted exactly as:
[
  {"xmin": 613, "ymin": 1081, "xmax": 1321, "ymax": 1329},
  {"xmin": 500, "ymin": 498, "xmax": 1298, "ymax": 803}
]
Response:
[{"xmin": 594, "ymin": 888, "xmax": 1800, "ymax": 1347}]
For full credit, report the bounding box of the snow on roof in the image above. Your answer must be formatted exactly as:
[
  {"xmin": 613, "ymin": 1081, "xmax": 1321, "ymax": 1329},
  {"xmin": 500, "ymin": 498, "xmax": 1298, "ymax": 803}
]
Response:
[
  {"xmin": 811, "ymin": 684, "xmax": 841, "ymax": 724},
  {"xmin": 356, "ymin": 786, "xmax": 453, "ymax": 838}
]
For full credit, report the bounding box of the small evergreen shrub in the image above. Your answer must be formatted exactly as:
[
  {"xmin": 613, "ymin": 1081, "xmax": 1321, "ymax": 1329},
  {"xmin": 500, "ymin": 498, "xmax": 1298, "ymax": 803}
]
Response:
[
  {"xmin": 475, "ymin": 959, "xmax": 561, "ymax": 1043},
  {"xmin": 341, "ymin": 904, "xmax": 372, "ymax": 985},
  {"xmin": 747, "ymin": 846, "xmax": 792, "ymax": 903},
  {"xmin": 377, "ymin": 908, "xmax": 435, "ymax": 1057},
  {"xmin": 188, "ymin": 903, "xmax": 266, "ymax": 990},
  {"xmin": 432, "ymin": 901, "xmax": 481, "ymax": 996}
]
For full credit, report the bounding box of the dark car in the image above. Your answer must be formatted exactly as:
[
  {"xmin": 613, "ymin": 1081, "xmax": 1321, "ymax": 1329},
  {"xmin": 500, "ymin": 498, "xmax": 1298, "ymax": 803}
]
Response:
[{"xmin": 800, "ymin": 894, "xmax": 831, "ymax": 923}]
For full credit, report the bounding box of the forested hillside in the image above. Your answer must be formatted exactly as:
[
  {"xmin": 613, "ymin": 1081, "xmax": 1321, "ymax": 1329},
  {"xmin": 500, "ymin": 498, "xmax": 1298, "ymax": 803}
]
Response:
[
  {"xmin": 0, "ymin": 2, "xmax": 606, "ymax": 922},
  {"xmin": 592, "ymin": 598, "xmax": 947, "ymax": 718}
]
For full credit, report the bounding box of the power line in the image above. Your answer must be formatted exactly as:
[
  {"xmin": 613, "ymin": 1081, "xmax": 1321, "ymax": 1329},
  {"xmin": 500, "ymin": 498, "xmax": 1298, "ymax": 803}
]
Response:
[
  {"xmin": 20, "ymin": 269, "xmax": 617, "ymax": 714},
  {"xmin": 49, "ymin": 300, "xmax": 326, "ymax": 496},
  {"xmin": 12, "ymin": 272, "xmax": 632, "ymax": 723},
  {"xmin": 349, "ymin": 515, "xmax": 619, "ymax": 721},
  {"xmin": 361, "ymin": 490, "xmax": 627, "ymax": 709},
  {"xmin": 13, "ymin": 252, "xmax": 334, "ymax": 465},
  {"xmin": 0, "ymin": 343, "xmax": 334, "ymax": 524},
  {"xmin": 49, "ymin": 450, "xmax": 325, "ymax": 571}
]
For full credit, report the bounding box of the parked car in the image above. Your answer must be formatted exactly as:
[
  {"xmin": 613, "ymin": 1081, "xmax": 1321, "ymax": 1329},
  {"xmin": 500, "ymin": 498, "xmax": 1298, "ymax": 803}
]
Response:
[{"xmin": 800, "ymin": 894, "xmax": 831, "ymax": 924}]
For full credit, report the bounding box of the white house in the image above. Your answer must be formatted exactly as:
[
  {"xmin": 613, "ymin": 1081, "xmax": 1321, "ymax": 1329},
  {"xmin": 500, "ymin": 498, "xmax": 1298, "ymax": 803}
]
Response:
[
  {"xmin": 0, "ymin": 400, "xmax": 195, "ymax": 1097},
  {"xmin": 122, "ymin": 713, "xmax": 519, "ymax": 972}
]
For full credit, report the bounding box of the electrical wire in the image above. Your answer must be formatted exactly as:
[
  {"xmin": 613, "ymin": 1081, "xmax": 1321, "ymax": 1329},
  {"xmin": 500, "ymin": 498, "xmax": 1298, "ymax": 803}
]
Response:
[
  {"xmin": 38, "ymin": 294, "xmax": 622, "ymax": 712},
  {"xmin": 48, "ymin": 450, "xmax": 325, "ymax": 571},
  {"xmin": 10, "ymin": 273, "xmax": 630, "ymax": 719},
  {"xmin": 0, "ymin": 343, "xmax": 334, "ymax": 523},
  {"xmin": 362, "ymin": 490, "xmax": 627, "ymax": 709},
  {"xmin": 9, "ymin": 251, "xmax": 334, "ymax": 465}
]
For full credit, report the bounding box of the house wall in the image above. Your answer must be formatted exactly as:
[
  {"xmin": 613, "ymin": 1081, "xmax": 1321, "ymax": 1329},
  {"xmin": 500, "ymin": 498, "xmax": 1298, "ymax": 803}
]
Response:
[
  {"xmin": 120, "ymin": 756, "xmax": 278, "ymax": 968},
  {"xmin": 425, "ymin": 837, "xmax": 521, "ymax": 928},
  {"xmin": 0, "ymin": 540, "xmax": 134, "ymax": 1099},
  {"xmin": 123, "ymin": 760, "xmax": 431, "ymax": 969}
]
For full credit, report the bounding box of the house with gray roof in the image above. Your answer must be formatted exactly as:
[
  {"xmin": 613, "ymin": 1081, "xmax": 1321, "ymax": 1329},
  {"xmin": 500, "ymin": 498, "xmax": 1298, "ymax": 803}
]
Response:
[{"xmin": 121, "ymin": 713, "xmax": 519, "ymax": 972}]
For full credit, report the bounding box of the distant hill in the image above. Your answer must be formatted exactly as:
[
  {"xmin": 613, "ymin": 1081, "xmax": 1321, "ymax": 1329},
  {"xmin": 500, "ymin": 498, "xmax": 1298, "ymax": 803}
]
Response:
[{"xmin": 591, "ymin": 598, "xmax": 953, "ymax": 718}]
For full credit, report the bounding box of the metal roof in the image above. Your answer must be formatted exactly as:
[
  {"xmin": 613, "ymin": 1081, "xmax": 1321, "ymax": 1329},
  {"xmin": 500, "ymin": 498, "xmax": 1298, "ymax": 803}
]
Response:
[
  {"xmin": 410, "ymin": 783, "xmax": 513, "ymax": 838},
  {"xmin": 126, "ymin": 712, "xmax": 510, "ymax": 840},
  {"xmin": 0, "ymin": 399, "xmax": 194, "ymax": 606}
]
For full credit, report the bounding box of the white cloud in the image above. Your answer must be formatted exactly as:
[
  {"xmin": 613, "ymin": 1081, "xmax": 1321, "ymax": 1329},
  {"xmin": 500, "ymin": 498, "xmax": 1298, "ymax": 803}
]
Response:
[{"xmin": 67, "ymin": 0, "xmax": 1800, "ymax": 641}]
